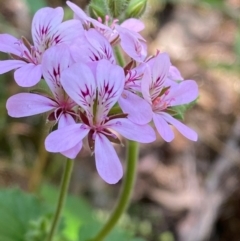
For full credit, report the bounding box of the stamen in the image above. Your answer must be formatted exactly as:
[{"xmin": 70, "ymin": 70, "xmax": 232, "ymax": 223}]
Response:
[
  {"xmin": 21, "ymin": 36, "xmax": 32, "ymax": 52},
  {"xmin": 105, "ymin": 15, "xmax": 109, "ymax": 25},
  {"xmin": 101, "ymin": 129, "xmax": 117, "ymax": 139}
]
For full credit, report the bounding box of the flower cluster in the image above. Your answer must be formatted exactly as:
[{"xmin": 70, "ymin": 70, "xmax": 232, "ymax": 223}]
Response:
[{"xmin": 1, "ymin": 1, "xmax": 198, "ymax": 184}]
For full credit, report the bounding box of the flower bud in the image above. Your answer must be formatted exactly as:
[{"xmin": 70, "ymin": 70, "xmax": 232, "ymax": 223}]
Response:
[
  {"xmin": 107, "ymin": 0, "xmax": 126, "ymax": 18},
  {"xmin": 125, "ymin": 0, "xmax": 147, "ymax": 18},
  {"xmin": 88, "ymin": 2, "xmax": 106, "ymax": 20}
]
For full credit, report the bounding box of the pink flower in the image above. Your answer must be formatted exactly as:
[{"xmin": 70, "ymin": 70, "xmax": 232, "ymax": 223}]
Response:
[
  {"xmin": 45, "ymin": 59, "xmax": 156, "ymax": 184},
  {"xmin": 141, "ymin": 53, "xmax": 198, "ymax": 142},
  {"xmin": 66, "ymin": 1, "xmax": 147, "ymax": 62},
  {"xmin": 6, "ymin": 45, "xmax": 81, "ymax": 158},
  {"xmin": 0, "ymin": 7, "xmax": 82, "ymax": 87}
]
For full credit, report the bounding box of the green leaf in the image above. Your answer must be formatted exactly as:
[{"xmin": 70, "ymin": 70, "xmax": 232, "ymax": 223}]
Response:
[
  {"xmin": 0, "ymin": 188, "xmax": 48, "ymax": 241},
  {"xmin": 88, "ymin": 0, "xmax": 109, "ymax": 19},
  {"xmin": 78, "ymin": 221, "xmax": 137, "ymax": 241},
  {"xmin": 40, "ymin": 184, "xmax": 93, "ymax": 241},
  {"xmin": 40, "ymin": 185, "xmax": 146, "ymax": 241}
]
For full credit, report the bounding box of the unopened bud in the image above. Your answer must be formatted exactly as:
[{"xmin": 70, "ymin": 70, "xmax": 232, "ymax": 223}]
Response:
[
  {"xmin": 107, "ymin": 0, "xmax": 125, "ymax": 18},
  {"xmin": 88, "ymin": 2, "xmax": 107, "ymax": 20},
  {"xmin": 126, "ymin": 0, "xmax": 147, "ymax": 18}
]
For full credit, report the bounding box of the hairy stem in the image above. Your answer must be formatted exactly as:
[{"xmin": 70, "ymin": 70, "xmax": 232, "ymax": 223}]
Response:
[
  {"xmin": 46, "ymin": 158, "xmax": 74, "ymax": 241},
  {"xmin": 91, "ymin": 141, "xmax": 139, "ymax": 241}
]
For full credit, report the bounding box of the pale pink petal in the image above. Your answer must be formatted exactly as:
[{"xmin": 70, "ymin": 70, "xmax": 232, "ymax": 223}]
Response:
[
  {"xmin": 95, "ymin": 133, "xmax": 123, "ymax": 184},
  {"xmin": 0, "ymin": 34, "xmax": 22, "ymax": 55},
  {"xmin": 90, "ymin": 18, "xmax": 112, "ymax": 32},
  {"xmin": 61, "ymin": 142, "xmax": 82, "ymax": 159},
  {"xmin": 69, "ymin": 36, "xmax": 92, "ymax": 63},
  {"xmin": 58, "ymin": 113, "xmax": 76, "ymax": 128},
  {"xmin": 60, "ymin": 62, "xmax": 96, "ymax": 118},
  {"xmin": 0, "ymin": 60, "xmax": 26, "ymax": 74},
  {"xmin": 116, "ymin": 26, "xmax": 147, "ymax": 62},
  {"xmin": 118, "ymin": 90, "xmax": 152, "ymax": 125},
  {"xmin": 147, "ymin": 53, "xmax": 171, "ymax": 100},
  {"xmin": 70, "ymin": 30, "xmax": 115, "ymax": 64},
  {"xmin": 6, "ymin": 93, "xmax": 57, "ymax": 117},
  {"xmin": 49, "ymin": 19, "xmax": 84, "ymax": 46},
  {"xmin": 161, "ymin": 112, "xmax": 198, "ymax": 141},
  {"xmin": 14, "ymin": 63, "xmax": 42, "ymax": 87},
  {"xmin": 32, "ymin": 7, "xmax": 63, "ymax": 48},
  {"xmin": 45, "ymin": 124, "xmax": 89, "ymax": 152},
  {"xmin": 85, "ymin": 29, "xmax": 116, "ymax": 64},
  {"xmin": 57, "ymin": 114, "xmax": 82, "ymax": 159},
  {"xmin": 42, "ymin": 44, "xmax": 72, "ymax": 101},
  {"xmin": 168, "ymin": 80, "xmax": 199, "ymax": 106},
  {"xmin": 106, "ymin": 118, "xmax": 156, "ymax": 143},
  {"xmin": 125, "ymin": 63, "xmax": 146, "ymax": 90},
  {"xmin": 141, "ymin": 65, "xmax": 152, "ymax": 104},
  {"xmin": 151, "ymin": 53, "xmax": 171, "ymax": 83},
  {"xmin": 66, "ymin": 1, "xmax": 90, "ymax": 25},
  {"xmin": 96, "ymin": 60, "xmax": 125, "ymax": 123},
  {"xmin": 168, "ymin": 65, "xmax": 183, "ymax": 81},
  {"xmin": 121, "ymin": 19, "xmax": 145, "ymax": 32},
  {"xmin": 153, "ymin": 113, "xmax": 174, "ymax": 142},
  {"xmin": 86, "ymin": 62, "xmax": 98, "ymax": 79}
]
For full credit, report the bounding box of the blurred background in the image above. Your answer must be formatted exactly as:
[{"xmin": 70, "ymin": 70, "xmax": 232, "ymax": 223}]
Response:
[{"xmin": 0, "ymin": 0, "xmax": 240, "ymax": 241}]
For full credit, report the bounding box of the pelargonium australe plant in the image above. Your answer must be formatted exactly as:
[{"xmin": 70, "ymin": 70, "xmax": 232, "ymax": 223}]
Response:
[{"xmin": 0, "ymin": 0, "xmax": 199, "ymax": 240}]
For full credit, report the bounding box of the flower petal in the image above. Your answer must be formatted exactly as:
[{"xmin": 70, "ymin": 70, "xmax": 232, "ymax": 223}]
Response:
[
  {"xmin": 118, "ymin": 90, "xmax": 152, "ymax": 125},
  {"xmin": 32, "ymin": 7, "xmax": 63, "ymax": 49},
  {"xmin": 125, "ymin": 63, "xmax": 146, "ymax": 92},
  {"xmin": 45, "ymin": 124, "xmax": 89, "ymax": 153},
  {"xmin": 0, "ymin": 34, "xmax": 22, "ymax": 55},
  {"xmin": 95, "ymin": 133, "xmax": 123, "ymax": 184},
  {"xmin": 85, "ymin": 29, "xmax": 116, "ymax": 64},
  {"xmin": 168, "ymin": 65, "xmax": 183, "ymax": 81},
  {"xmin": 6, "ymin": 93, "xmax": 57, "ymax": 117},
  {"xmin": 50, "ymin": 19, "xmax": 84, "ymax": 45},
  {"xmin": 66, "ymin": 1, "xmax": 90, "ymax": 26},
  {"xmin": 58, "ymin": 113, "xmax": 76, "ymax": 128},
  {"xmin": 96, "ymin": 60, "xmax": 125, "ymax": 123},
  {"xmin": 106, "ymin": 118, "xmax": 156, "ymax": 143},
  {"xmin": 61, "ymin": 142, "xmax": 83, "ymax": 159},
  {"xmin": 42, "ymin": 44, "xmax": 72, "ymax": 101},
  {"xmin": 161, "ymin": 112, "xmax": 198, "ymax": 141},
  {"xmin": 147, "ymin": 53, "xmax": 171, "ymax": 100},
  {"xmin": 117, "ymin": 26, "xmax": 147, "ymax": 62},
  {"xmin": 141, "ymin": 65, "xmax": 152, "ymax": 104},
  {"xmin": 169, "ymin": 80, "xmax": 199, "ymax": 106},
  {"xmin": 70, "ymin": 30, "xmax": 115, "ymax": 64},
  {"xmin": 57, "ymin": 114, "xmax": 81, "ymax": 159},
  {"xmin": 153, "ymin": 113, "xmax": 174, "ymax": 142},
  {"xmin": 0, "ymin": 60, "xmax": 26, "ymax": 74},
  {"xmin": 14, "ymin": 63, "xmax": 42, "ymax": 87},
  {"xmin": 121, "ymin": 19, "xmax": 145, "ymax": 32},
  {"xmin": 60, "ymin": 62, "xmax": 96, "ymax": 118},
  {"xmin": 69, "ymin": 35, "xmax": 92, "ymax": 63}
]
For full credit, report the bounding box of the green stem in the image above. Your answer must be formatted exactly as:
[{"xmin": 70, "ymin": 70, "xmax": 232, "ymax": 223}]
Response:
[
  {"xmin": 46, "ymin": 158, "xmax": 74, "ymax": 241},
  {"xmin": 115, "ymin": 46, "xmax": 125, "ymax": 67},
  {"xmin": 91, "ymin": 141, "xmax": 139, "ymax": 241},
  {"xmin": 28, "ymin": 124, "xmax": 49, "ymax": 192}
]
